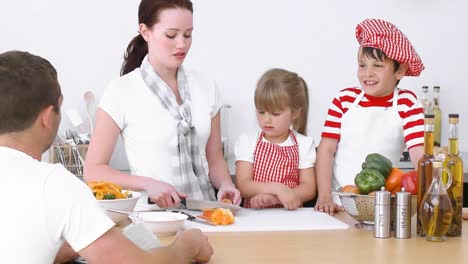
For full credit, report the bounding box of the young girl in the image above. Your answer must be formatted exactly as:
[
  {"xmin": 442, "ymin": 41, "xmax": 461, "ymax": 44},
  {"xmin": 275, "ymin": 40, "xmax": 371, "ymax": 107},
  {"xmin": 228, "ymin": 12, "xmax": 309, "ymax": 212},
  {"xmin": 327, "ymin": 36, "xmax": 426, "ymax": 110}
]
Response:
[{"xmin": 235, "ymin": 68, "xmax": 316, "ymax": 210}]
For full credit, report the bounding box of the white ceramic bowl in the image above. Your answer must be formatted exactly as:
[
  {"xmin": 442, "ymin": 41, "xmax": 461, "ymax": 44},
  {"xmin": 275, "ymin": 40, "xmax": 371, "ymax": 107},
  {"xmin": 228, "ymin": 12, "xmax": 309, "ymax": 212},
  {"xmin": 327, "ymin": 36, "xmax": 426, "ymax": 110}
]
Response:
[
  {"xmin": 134, "ymin": 212, "xmax": 188, "ymax": 236},
  {"xmin": 97, "ymin": 191, "xmax": 141, "ymax": 223}
]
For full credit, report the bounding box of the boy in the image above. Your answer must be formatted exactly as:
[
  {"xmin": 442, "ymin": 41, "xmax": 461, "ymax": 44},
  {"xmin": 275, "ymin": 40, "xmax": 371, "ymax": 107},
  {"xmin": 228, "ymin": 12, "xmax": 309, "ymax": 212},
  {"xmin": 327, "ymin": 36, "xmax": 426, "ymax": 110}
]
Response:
[{"xmin": 315, "ymin": 19, "xmax": 425, "ymax": 214}]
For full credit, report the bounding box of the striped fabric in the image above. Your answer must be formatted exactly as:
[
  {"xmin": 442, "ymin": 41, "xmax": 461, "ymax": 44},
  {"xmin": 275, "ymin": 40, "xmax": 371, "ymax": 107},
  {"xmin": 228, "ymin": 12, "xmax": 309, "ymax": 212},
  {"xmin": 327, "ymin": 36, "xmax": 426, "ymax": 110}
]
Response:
[
  {"xmin": 321, "ymin": 87, "xmax": 424, "ymax": 149},
  {"xmin": 243, "ymin": 131, "xmax": 300, "ymax": 208},
  {"xmin": 356, "ymin": 18, "xmax": 424, "ymax": 77}
]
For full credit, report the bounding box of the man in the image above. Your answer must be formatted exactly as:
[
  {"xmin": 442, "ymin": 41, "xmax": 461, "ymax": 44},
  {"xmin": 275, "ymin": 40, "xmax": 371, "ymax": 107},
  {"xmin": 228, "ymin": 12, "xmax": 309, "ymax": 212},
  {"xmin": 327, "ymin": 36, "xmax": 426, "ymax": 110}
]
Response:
[{"xmin": 0, "ymin": 50, "xmax": 213, "ymax": 264}]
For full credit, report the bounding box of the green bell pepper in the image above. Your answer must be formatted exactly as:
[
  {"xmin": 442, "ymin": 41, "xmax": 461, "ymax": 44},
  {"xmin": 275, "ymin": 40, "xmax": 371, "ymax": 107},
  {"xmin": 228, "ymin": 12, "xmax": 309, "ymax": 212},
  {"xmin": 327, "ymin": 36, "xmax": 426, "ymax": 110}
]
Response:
[
  {"xmin": 361, "ymin": 153, "xmax": 393, "ymax": 179},
  {"xmin": 354, "ymin": 168, "xmax": 386, "ymax": 195}
]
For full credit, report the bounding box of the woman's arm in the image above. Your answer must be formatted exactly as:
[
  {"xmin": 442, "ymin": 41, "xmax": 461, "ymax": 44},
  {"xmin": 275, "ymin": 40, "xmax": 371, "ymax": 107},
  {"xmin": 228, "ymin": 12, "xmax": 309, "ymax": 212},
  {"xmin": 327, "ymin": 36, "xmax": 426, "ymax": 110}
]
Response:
[
  {"xmin": 84, "ymin": 109, "xmax": 184, "ymax": 208},
  {"xmin": 205, "ymin": 112, "xmax": 241, "ymax": 204},
  {"xmin": 314, "ymin": 137, "xmax": 343, "ymax": 214}
]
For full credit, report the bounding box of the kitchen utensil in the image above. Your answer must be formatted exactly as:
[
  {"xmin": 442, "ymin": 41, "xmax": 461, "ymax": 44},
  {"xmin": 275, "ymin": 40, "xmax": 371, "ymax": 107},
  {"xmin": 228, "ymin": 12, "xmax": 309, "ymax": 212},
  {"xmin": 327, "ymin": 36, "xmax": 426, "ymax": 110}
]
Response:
[
  {"xmin": 97, "ymin": 191, "xmax": 141, "ymax": 223},
  {"xmin": 147, "ymin": 197, "xmax": 242, "ymax": 214},
  {"xmin": 172, "ymin": 210, "xmax": 215, "ymax": 226},
  {"xmin": 83, "ymin": 91, "xmax": 96, "ymax": 132}
]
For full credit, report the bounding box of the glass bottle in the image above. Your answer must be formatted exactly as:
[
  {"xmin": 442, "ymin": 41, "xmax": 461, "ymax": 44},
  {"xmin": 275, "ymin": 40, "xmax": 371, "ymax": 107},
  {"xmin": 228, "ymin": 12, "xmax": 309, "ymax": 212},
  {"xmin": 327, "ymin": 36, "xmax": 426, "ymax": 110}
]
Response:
[
  {"xmin": 419, "ymin": 159, "xmax": 453, "ymax": 242},
  {"xmin": 421, "ymin": 85, "xmax": 432, "ymax": 115},
  {"xmin": 417, "ymin": 114, "xmax": 435, "ymax": 236},
  {"xmin": 443, "ymin": 114, "xmax": 463, "ymax": 236},
  {"xmin": 432, "ymin": 86, "xmax": 442, "ymax": 147}
]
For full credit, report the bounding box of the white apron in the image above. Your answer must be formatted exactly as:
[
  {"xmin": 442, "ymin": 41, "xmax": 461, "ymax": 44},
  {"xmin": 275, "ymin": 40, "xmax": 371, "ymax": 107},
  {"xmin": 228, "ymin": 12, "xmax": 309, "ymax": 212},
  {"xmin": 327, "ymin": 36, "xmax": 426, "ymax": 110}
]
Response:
[{"xmin": 332, "ymin": 89, "xmax": 405, "ymax": 202}]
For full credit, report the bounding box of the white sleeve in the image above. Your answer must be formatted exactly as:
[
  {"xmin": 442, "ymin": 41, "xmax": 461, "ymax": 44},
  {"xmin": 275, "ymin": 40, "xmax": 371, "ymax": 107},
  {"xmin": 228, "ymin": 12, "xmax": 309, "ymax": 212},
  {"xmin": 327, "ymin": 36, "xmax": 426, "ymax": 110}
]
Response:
[
  {"xmin": 298, "ymin": 134, "xmax": 317, "ymax": 169},
  {"xmin": 44, "ymin": 166, "xmax": 114, "ymax": 252},
  {"xmin": 234, "ymin": 132, "xmax": 258, "ymax": 164},
  {"xmin": 211, "ymin": 80, "xmax": 222, "ymax": 118},
  {"xmin": 98, "ymin": 80, "xmax": 125, "ymax": 130}
]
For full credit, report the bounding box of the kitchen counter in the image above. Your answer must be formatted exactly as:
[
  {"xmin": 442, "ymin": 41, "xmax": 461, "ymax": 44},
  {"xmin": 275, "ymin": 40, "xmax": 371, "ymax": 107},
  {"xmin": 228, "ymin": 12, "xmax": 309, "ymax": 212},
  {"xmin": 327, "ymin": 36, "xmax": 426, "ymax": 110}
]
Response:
[{"xmin": 156, "ymin": 210, "xmax": 467, "ymax": 264}]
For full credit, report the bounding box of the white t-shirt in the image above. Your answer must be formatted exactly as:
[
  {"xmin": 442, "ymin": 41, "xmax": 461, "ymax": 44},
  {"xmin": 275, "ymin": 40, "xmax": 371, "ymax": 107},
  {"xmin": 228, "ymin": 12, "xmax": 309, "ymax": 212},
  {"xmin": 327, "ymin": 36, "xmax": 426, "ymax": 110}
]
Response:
[
  {"xmin": 0, "ymin": 147, "xmax": 114, "ymax": 264},
  {"xmin": 234, "ymin": 130, "xmax": 317, "ymax": 169},
  {"xmin": 100, "ymin": 68, "xmax": 222, "ymax": 185}
]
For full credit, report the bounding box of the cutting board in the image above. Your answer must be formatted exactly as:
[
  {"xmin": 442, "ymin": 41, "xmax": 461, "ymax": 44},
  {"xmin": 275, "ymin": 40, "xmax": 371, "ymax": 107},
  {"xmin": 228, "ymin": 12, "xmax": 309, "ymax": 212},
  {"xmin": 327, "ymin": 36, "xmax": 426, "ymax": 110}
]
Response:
[{"xmin": 183, "ymin": 208, "xmax": 349, "ymax": 232}]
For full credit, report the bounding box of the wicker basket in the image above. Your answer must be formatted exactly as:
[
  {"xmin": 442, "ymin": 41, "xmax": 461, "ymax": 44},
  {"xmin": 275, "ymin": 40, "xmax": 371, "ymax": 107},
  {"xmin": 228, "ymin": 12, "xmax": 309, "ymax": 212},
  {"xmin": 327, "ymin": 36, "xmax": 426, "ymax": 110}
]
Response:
[{"xmin": 49, "ymin": 144, "xmax": 88, "ymax": 176}]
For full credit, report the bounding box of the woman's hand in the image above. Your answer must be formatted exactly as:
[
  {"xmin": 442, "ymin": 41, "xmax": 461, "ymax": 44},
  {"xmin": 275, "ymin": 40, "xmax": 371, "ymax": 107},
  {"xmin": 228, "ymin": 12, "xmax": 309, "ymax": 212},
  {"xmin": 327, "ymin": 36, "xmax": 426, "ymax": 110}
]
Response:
[
  {"xmin": 216, "ymin": 183, "xmax": 242, "ymax": 205},
  {"xmin": 147, "ymin": 179, "xmax": 187, "ymax": 208},
  {"xmin": 314, "ymin": 195, "xmax": 343, "ymax": 215},
  {"xmin": 249, "ymin": 193, "xmax": 281, "ymax": 208},
  {"xmin": 276, "ymin": 186, "xmax": 302, "ymax": 210}
]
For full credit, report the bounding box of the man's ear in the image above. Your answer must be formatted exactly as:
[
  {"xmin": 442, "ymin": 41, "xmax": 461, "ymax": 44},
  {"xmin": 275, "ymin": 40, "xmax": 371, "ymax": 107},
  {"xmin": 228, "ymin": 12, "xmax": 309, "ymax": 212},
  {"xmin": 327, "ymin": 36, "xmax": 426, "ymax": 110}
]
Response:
[
  {"xmin": 396, "ymin": 63, "xmax": 409, "ymax": 80},
  {"xmin": 38, "ymin": 105, "xmax": 56, "ymax": 130}
]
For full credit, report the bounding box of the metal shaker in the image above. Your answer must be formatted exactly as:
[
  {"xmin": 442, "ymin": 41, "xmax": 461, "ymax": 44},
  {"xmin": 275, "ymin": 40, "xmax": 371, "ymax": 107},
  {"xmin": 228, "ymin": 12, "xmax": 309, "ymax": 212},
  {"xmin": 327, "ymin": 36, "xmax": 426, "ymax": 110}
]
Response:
[
  {"xmin": 374, "ymin": 187, "xmax": 391, "ymax": 238},
  {"xmin": 395, "ymin": 187, "xmax": 411, "ymax": 239}
]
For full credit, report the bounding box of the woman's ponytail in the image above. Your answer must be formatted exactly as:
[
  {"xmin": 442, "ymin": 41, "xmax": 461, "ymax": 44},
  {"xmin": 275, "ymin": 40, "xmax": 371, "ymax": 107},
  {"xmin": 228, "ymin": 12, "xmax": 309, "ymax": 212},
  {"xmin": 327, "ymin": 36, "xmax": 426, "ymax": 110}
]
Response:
[{"xmin": 120, "ymin": 34, "xmax": 148, "ymax": 76}]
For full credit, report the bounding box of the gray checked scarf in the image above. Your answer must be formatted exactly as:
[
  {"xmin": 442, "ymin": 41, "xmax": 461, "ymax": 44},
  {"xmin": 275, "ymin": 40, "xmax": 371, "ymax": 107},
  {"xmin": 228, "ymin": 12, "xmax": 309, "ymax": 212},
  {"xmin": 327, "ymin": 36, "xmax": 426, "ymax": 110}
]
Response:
[{"xmin": 140, "ymin": 55, "xmax": 216, "ymax": 201}]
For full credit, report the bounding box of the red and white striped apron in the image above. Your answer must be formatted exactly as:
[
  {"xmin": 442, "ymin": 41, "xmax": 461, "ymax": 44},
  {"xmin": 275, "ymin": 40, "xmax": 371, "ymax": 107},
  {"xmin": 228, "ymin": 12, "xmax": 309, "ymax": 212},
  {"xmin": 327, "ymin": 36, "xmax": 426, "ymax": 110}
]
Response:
[{"xmin": 243, "ymin": 130, "xmax": 300, "ymax": 208}]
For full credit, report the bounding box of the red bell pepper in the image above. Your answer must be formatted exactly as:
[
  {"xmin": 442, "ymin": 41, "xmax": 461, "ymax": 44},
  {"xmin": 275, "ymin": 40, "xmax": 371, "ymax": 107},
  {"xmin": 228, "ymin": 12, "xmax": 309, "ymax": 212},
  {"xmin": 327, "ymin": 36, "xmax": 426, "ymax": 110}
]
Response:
[{"xmin": 401, "ymin": 170, "xmax": 417, "ymax": 195}]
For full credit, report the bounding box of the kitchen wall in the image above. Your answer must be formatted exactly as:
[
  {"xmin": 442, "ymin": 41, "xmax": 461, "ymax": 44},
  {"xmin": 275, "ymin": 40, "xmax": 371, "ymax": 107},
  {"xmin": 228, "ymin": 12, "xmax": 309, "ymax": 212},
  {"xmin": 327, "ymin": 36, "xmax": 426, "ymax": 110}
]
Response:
[{"xmin": 1, "ymin": 0, "xmax": 467, "ymax": 170}]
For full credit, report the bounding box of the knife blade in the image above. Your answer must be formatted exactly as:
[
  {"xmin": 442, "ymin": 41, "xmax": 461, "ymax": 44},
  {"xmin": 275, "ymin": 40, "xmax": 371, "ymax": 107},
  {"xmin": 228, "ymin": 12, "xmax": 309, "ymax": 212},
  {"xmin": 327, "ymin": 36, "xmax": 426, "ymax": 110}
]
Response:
[
  {"xmin": 180, "ymin": 198, "xmax": 242, "ymax": 214},
  {"xmin": 147, "ymin": 197, "xmax": 242, "ymax": 214}
]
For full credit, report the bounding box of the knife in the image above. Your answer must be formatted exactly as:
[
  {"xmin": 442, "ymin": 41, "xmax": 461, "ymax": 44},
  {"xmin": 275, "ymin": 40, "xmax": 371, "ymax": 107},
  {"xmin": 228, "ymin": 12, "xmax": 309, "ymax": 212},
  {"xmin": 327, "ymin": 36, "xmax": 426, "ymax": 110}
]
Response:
[
  {"xmin": 147, "ymin": 197, "xmax": 242, "ymax": 214},
  {"xmin": 172, "ymin": 210, "xmax": 215, "ymax": 226}
]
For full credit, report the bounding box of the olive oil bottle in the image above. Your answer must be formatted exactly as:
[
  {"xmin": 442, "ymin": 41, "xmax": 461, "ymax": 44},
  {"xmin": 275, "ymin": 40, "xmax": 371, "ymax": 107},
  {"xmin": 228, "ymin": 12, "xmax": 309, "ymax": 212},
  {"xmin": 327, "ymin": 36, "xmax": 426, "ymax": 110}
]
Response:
[
  {"xmin": 417, "ymin": 114, "xmax": 435, "ymax": 236},
  {"xmin": 432, "ymin": 86, "xmax": 442, "ymax": 147},
  {"xmin": 443, "ymin": 114, "xmax": 463, "ymax": 236}
]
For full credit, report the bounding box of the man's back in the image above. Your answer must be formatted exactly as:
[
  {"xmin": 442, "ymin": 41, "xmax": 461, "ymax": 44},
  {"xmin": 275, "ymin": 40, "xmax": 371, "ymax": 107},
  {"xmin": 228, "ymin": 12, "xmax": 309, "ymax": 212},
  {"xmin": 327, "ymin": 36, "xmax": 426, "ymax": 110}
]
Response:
[{"xmin": 0, "ymin": 146, "xmax": 114, "ymax": 263}]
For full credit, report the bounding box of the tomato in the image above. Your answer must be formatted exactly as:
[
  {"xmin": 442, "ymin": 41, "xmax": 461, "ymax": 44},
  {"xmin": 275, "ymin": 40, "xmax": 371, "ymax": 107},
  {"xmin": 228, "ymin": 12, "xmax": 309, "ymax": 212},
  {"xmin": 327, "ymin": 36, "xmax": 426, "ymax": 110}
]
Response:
[
  {"xmin": 401, "ymin": 170, "xmax": 417, "ymax": 195},
  {"xmin": 385, "ymin": 168, "xmax": 405, "ymax": 194}
]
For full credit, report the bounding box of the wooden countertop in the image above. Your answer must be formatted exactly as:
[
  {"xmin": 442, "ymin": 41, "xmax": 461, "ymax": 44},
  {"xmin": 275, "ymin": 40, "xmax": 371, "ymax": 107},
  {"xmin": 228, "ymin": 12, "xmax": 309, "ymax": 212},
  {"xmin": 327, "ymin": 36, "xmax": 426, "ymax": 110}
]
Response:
[{"xmin": 158, "ymin": 210, "xmax": 468, "ymax": 264}]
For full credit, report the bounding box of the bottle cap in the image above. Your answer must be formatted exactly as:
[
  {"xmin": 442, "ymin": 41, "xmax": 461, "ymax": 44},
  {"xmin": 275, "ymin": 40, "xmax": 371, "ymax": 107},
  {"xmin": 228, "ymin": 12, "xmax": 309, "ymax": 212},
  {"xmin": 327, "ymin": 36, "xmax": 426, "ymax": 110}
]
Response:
[
  {"xmin": 375, "ymin": 187, "xmax": 391, "ymax": 205},
  {"xmin": 396, "ymin": 187, "xmax": 411, "ymax": 206}
]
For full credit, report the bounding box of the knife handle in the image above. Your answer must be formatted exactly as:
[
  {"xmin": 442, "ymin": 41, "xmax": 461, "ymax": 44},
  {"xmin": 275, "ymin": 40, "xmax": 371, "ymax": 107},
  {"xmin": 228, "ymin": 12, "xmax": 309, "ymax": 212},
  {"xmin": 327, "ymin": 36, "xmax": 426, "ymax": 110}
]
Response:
[{"xmin": 147, "ymin": 197, "xmax": 187, "ymax": 208}]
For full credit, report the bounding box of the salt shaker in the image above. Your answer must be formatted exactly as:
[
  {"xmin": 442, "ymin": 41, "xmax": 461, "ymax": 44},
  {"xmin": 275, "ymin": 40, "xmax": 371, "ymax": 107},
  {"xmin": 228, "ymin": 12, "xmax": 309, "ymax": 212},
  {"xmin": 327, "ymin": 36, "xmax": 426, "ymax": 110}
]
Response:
[
  {"xmin": 395, "ymin": 187, "xmax": 411, "ymax": 239},
  {"xmin": 374, "ymin": 187, "xmax": 391, "ymax": 238}
]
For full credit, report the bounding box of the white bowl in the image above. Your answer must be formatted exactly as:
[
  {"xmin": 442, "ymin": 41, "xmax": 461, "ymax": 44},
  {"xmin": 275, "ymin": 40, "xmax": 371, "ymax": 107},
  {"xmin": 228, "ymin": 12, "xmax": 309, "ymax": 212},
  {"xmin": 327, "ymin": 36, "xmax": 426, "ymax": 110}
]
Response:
[
  {"xmin": 97, "ymin": 191, "xmax": 141, "ymax": 223},
  {"xmin": 134, "ymin": 212, "xmax": 188, "ymax": 236}
]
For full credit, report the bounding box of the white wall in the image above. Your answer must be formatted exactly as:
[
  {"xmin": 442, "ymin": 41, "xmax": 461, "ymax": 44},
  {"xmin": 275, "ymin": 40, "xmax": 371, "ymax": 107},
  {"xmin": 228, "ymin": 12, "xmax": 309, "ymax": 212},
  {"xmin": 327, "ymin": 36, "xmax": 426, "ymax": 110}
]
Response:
[{"xmin": 1, "ymin": 0, "xmax": 467, "ymax": 169}]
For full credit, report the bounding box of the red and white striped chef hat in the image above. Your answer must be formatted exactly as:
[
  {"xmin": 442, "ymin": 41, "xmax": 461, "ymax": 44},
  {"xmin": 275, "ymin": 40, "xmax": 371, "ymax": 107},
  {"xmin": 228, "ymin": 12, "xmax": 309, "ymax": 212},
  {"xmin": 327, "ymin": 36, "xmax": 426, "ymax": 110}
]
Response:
[{"xmin": 356, "ymin": 18, "xmax": 424, "ymax": 77}]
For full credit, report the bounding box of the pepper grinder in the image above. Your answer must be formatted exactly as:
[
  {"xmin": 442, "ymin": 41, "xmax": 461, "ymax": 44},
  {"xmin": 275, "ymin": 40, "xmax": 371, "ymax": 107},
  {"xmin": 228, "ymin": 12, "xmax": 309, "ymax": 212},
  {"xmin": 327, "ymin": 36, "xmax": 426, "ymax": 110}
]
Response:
[
  {"xmin": 395, "ymin": 187, "xmax": 411, "ymax": 239},
  {"xmin": 374, "ymin": 187, "xmax": 391, "ymax": 238}
]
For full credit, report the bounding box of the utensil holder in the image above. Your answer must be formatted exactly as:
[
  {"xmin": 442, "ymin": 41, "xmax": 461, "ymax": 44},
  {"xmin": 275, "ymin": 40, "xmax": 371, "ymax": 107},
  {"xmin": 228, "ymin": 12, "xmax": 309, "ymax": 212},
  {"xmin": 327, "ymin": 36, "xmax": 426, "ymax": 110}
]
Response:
[{"xmin": 49, "ymin": 144, "xmax": 88, "ymax": 176}]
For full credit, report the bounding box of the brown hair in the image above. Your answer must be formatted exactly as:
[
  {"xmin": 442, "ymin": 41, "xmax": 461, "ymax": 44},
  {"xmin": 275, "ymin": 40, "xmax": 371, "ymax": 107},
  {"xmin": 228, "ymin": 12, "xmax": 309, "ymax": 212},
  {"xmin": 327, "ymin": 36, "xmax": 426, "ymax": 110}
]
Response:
[
  {"xmin": 255, "ymin": 68, "xmax": 309, "ymax": 135},
  {"xmin": 0, "ymin": 51, "xmax": 61, "ymax": 134},
  {"xmin": 120, "ymin": 0, "xmax": 193, "ymax": 76}
]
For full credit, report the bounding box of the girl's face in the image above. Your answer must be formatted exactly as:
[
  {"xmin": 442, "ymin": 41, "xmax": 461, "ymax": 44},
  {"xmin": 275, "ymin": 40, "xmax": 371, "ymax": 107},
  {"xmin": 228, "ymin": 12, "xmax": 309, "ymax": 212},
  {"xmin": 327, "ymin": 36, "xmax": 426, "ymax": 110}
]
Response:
[
  {"xmin": 256, "ymin": 107, "xmax": 296, "ymax": 143},
  {"xmin": 357, "ymin": 53, "xmax": 406, "ymax": 97},
  {"xmin": 140, "ymin": 8, "xmax": 193, "ymax": 72}
]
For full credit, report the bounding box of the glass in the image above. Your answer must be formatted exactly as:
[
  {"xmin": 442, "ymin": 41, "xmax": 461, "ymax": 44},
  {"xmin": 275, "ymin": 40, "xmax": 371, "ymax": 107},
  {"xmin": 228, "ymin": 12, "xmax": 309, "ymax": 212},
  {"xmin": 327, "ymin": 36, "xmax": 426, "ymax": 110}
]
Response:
[
  {"xmin": 419, "ymin": 160, "xmax": 453, "ymax": 242},
  {"xmin": 432, "ymin": 86, "xmax": 442, "ymax": 147},
  {"xmin": 443, "ymin": 114, "xmax": 463, "ymax": 236},
  {"xmin": 417, "ymin": 114, "xmax": 435, "ymax": 236}
]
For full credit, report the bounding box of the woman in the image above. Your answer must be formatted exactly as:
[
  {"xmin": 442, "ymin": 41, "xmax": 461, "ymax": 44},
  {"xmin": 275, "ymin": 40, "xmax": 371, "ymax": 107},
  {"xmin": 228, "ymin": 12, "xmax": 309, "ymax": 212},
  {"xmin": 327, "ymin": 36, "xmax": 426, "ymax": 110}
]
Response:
[{"xmin": 84, "ymin": 0, "xmax": 241, "ymax": 208}]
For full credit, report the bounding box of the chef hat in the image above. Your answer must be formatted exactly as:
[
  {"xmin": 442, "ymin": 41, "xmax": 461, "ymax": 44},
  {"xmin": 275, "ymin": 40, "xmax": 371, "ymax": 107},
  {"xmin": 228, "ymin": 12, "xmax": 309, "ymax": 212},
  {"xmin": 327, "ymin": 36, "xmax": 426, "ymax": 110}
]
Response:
[{"xmin": 356, "ymin": 18, "xmax": 424, "ymax": 77}]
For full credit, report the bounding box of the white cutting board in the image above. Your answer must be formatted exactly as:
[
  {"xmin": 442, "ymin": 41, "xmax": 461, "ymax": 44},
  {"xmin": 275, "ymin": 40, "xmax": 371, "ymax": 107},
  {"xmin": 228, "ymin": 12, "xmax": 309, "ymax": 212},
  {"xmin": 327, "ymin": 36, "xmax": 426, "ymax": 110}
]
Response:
[{"xmin": 183, "ymin": 208, "xmax": 349, "ymax": 232}]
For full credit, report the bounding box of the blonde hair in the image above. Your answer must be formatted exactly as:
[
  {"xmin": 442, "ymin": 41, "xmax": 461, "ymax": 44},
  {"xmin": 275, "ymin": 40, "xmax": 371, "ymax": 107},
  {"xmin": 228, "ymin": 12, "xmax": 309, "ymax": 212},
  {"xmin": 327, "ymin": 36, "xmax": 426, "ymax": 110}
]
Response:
[{"xmin": 254, "ymin": 68, "xmax": 309, "ymax": 135}]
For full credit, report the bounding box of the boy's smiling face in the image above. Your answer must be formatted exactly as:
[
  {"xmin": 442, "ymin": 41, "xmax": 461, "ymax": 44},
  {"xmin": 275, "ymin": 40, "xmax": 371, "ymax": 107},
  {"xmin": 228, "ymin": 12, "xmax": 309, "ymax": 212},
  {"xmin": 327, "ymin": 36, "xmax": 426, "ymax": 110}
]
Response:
[{"xmin": 357, "ymin": 49, "xmax": 407, "ymax": 97}]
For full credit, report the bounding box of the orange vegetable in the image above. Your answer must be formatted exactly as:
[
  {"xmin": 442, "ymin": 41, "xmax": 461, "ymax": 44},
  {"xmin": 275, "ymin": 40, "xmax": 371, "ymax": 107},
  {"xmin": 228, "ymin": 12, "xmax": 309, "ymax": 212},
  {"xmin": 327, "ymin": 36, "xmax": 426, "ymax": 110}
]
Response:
[
  {"xmin": 385, "ymin": 168, "xmax": 405, "ymax": 194},
  {"xmin": 202, "ymin": 208, "xmax": 215, "ymax": 218},
  {"xmin": 341, "ymin": 184, "xmax": 360, "ymax": 194},
  {"xmin": 221, "ymin": 198, "xmax": 233, "ymax": 204},
  {"xmin": 210, "ymin": 208, "xmax": 235, "ymax": 225}
]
